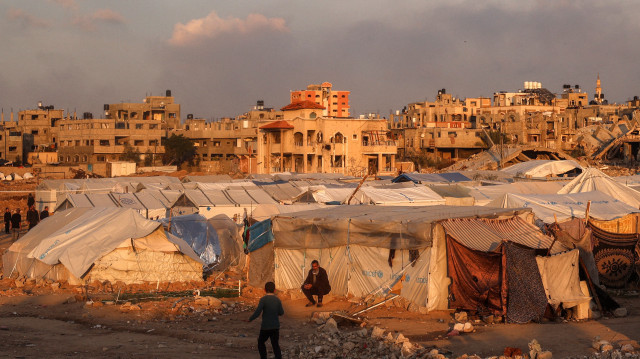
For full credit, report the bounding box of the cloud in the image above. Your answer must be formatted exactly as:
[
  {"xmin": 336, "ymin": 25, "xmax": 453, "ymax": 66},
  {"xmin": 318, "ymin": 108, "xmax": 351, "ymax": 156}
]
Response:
[
  {"xmin": 168, "ymin": 11, "xmax": 288, "ymax": 46},
  {"xmin": 7, "ymin": 8, "xmax": 50, "ymax": 28},
  {"xmin": 48, "ymin": 0, "xmax": 78, "ymax": 10},
  {"xmin": 73, "ymin": 8, "xmax": 125, "ymax": 31}
]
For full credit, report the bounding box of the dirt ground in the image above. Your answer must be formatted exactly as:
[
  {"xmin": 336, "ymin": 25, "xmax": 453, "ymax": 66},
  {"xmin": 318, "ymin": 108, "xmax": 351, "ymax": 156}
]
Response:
[{"xmin": 1, "ymin": 231, "xmax": 639, "ymax": 359}]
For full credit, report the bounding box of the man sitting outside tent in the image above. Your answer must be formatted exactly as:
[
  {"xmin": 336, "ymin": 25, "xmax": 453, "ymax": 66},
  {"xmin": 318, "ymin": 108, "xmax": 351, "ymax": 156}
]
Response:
[{"xmin": 301, "ymin": 260, "xmax": 331, "ymax": 307}]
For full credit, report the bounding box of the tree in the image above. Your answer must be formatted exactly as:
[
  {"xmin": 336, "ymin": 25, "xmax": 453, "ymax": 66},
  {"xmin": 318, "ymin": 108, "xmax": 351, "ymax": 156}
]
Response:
[
  {"xmin": 121, "ymin": 143, "xmax": 141, "ymax": 163},
  {"xmin": 163, "ymin": 134, "xmax": 196, "ymax": 166},
  {"xmin": 143, "ymin": 149, "xmax": 153, "ymax": 167}
]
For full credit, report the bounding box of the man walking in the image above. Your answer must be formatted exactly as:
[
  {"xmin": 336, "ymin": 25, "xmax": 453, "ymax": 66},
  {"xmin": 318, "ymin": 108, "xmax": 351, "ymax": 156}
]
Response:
[
  {"xmin": 247, "ymin": 281, "xmax": 284, "ymax": 359},
  {"xmin": 301, "ymin": 260, "xmax": 331, "ymax": 307},
  {"xmin": 26, "ymin": 205, "xmax": 39, "ymax": 230},
  {"xmin": 4, "ymin": 208, "xmax": 11, "ymax": 234},
  {"xmin": 40, "ymin": 206, "xmax": 50, "ymax": 220},
  {"xmin": 11, "ymin": 209, "xmax": 21, "ymax": 241}
]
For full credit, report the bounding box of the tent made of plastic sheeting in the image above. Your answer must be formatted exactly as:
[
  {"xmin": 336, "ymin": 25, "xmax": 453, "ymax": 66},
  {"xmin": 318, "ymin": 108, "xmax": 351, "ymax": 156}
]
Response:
[
  {"xmin": 78, "ymin": 181, "xmax": 118, "ymax": 194},
  {"xmin": 111, "ymin": 192, "xmax": 168, "ymax": 219},
  {"xmin": 558, "ymin": 167, "xmax": 640, "ymax": 208},
  {"xmin": 183, "ymin": 174, "xmax": 233, "ymax": 183},
  {"xmin": 56, "ymin": 193, "xmax": 119, "ymax": 211},
  {"xmin": 462, "ymin": 181, "xmax": 566, "ymax": 206},
  {"xmin": 488, "ymin": 191, "xmax": 640, "ymax": 223},
  {"xmin": 392, "ymin": 172, "xmax": 471, "ymax": 184},
  {"xmin": 2, "ymin": 208, "xmax": 203, "ymax": 284},
  {"xmin": 249, "ymin": 205, "xmax": 531, "ymax": 310},
  {"xmin": 501, "ymin": 160, "xmax": 583, "ymax": 178},
  {"xmin": 359, "ymin": 186, "xmax": 445, "ymax": 206},
  {"xmin": 293, "ymin": 186, "xmax": 366, "ymax": 205},
  {"xmin": 248, "ymin": 203, "xmax": 325, "ymax": 222},
  {"xmin": 160, "ymin": 214, "xmax": 221, "ymax": 270},
  {"xmin": 196, "ymin": 181, "xmax": 258, "ymax": 191},
  {"xmin": 440, "ymin": 216, "xmax": 568, "ymax": 254},
  {"xmin": 226, "ymin": 188, "xmax": 277, "ymax": 205},
  {"xmin": 536, "ymin": 250, "xmax": 591, "ymax": 309},
  {"xmin": 207, "ymin": 215, "xmax": 245, "ymax": 271},
  {"xmin": 260, "ymin": 182, "xmax": 305, "ymax": 203},
  {"xmin": 136, "ymin": 189, "xmax": 179, "ymax": 209}
]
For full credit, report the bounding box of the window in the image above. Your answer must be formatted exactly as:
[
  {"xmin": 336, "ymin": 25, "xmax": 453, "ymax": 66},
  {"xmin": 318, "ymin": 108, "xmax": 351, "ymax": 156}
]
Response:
[
  {"xmin": 97, "ymin": 155, "xmax": 106, "ymax": 162},
  {"xmin": 149, "ymin": 124, "xmax": 158, "ymax": 130},
  {"xmin": 353, "ymin": 134, "xmax": 357, "ymax": 140},
  {"xmin": 169, "ymin": 113, "xmax": 176, "ymax": 118},
  {"xmin": 213, "ymin": 141, "xmax": 221, "ymax": 147},
  {"xmin": 8, "ymin": 146, "xmax": 16, "ymax": 152},
  {"xmin": 31, "ymin": 130, "xmax": 38, "ymax": 135},
  {"xmin": 100, "ymin": 140, "xmax": 110, "ymax": 146},
  {"xmin": 135, "ymin": 124, "xmax": 143, "ymax": 129},
  {"xmin": 82, "ymin": 155, "xmax": 88, "ymax": 162},
  {"xmin": 134, "ymin": 140, "xmax": 144, "ymax": 146}
]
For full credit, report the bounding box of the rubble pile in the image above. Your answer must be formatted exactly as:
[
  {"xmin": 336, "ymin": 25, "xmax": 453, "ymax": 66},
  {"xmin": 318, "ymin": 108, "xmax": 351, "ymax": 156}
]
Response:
[{"xmin": 283, "ymin": 311, "xmax": 432, "ymax": 359}]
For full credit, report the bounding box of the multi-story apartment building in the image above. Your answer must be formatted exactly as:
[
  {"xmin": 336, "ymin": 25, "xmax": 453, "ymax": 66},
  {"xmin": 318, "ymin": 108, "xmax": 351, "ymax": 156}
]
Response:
[
  {"xmin": 290, "ymin": 82, "xmax": 350, "ymax": 118},
  {"xmin": 56, "ymin": 92, "xmax": 177, "ymax": 166}
]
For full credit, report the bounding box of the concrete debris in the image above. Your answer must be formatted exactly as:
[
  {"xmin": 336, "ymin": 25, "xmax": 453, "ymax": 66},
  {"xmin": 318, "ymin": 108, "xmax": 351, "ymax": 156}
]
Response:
[
  {"xmin": 529, "ymin": 339, "xmax": 543, "ymax": 359},
  {"xmin": 371, "ymin": 326, "xmax": 385, "ymax": 338},
  {"xmin": 621, "ymin": 344, "xmax": 635, "ymax": 353},
  {"xmin": 453, "ymin": 323, "xmax": 465, "ymax": 332},
  {"xmin": 463, "ymin": 322, "xmax": 474, "ymax": 333},
  {"xmin": 455, "ymin": 311, "xmax": 468, "ymax": 322}
]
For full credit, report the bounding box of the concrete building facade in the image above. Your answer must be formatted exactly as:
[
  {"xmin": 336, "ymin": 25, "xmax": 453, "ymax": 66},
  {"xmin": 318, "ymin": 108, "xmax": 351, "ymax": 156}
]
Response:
[{"xmin": 290, "ymin": 82, "xmax": 350, "ymax": 118}]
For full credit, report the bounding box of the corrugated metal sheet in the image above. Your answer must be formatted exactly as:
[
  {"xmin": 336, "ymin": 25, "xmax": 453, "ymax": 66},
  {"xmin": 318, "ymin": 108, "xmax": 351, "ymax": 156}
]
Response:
[{"xmin": 441, "ymin": 216, "xmax": 566, "ymax": 253}]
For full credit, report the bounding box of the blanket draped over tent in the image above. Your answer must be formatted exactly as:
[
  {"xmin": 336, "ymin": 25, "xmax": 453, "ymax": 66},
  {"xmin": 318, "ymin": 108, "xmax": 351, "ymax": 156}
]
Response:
[
  {"xmin": 446, "ymin": 237, "xmax": 505, "ymax": 315},
  {"xmin": 505, "ymin": 243, "xmax": 547, "ymax": 323},
  {"xmin": 536, "ymin": 250, "xmax": 591, "ymax": 309},
  {"xmin": 550, "ymin": 218, "xmax": 599, "ymax": 286},
  {"xmin": 589, "ymin": 224, "xmax": 639, "ymax": 288}
]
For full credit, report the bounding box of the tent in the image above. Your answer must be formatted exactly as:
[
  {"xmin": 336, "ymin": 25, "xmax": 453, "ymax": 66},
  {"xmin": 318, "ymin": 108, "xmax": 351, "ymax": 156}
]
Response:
[
  {"xmin": 392, "ymin": 172, "xmax": 471, "ymax": 184},
  {"xmin": 2, "ymin": 208, "xmax": 203, "ymax": 284},
  {"xmin": 558, "ymin": 167, "xmax": 640, "ymax": 208},
  {"xmin": 248, "ymin": 205, "xmax": 532, "ymax": 311},
  {"xmin": 488, "ymin": 191, "xmax": 640, "ymax": 223},
  {"xmin": 501, "ymin": 160, "xmax": 582, "ymax": 178}
]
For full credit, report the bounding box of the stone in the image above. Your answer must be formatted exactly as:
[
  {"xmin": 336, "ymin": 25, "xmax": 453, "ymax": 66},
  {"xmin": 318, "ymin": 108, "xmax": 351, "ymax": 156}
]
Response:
[
  {"xmin": 395, "ymin": 333, "xmax": 408, "ymax": 344},
  {"xmin": 314, "ymin": 345, "xmax": 323, "ymax": 353},
  {"xmin": 537, "ymin": 351, "xmax": 552, "ymax": 359},
  {"xmin": 453, "ymin": 323, "xmax": 465, "ymax": 332},
  {"xmin": 312, "ymin": 311, "xmax": 332, "ymax": 321},
  {"xmin": 321, "ymin": 318, "xmax": 339, "ymax": 334},
  {"xmin": 455, "ymin": 312, "xmax": 468, "ymax": 322},
  {"xmin": 419, "ymin": 306, "xmax": 429, "ymax": 315},
  {"xmin": 529, "ymin": 339, "xmax": 542, "ymax": 359},
  {"xmin": 371, "ymin": 326, "xmax": 385, "ymax": 338},
  {"xmin": 621, "ymin": 344, "xmax": 634, "ymax": 353},
  {"xmin": 463, "ymin": 322, "xmax": 474, "ymax": 333},
  {"xmin": 51, "ymin": 283, "xmax": 60, "ymax": 290},
  {"xmin": 401, "ymin": 342, "xmax": 414, "ymax": 357},
  {"xmin": 344, "ymin": 342, "xmax": 356, "ymax": 351},
  {"xmin": 207, "ymin": 297, "xmax": 223, "ymax": 308},
  {"xmin": 385, "ymin": 332, "xmax": 394, "ymax": 342},
  {"xmin": 614, "ymin": 308, "xmax": 628, "ymax": 318},
  {"xmin": 483, "ymin": 315, "xmax": 495, "ymax": 324},
  {"xmin": 601, "ymin": 344, "xmax": 614, "ymax": 352},
  {"xmin": 356, "ymin": 328, "xmax": 368, "ymax": 337},
  {"xmin": 447, "ymin": 330, "xmax": 460, "ymax": 337}
]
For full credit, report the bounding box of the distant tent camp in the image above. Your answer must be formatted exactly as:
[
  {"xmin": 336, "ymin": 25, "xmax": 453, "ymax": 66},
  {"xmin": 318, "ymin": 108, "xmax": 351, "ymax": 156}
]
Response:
[{"xmin": 2, "ymin": 208, "xmax": 203, "ymax": 284}]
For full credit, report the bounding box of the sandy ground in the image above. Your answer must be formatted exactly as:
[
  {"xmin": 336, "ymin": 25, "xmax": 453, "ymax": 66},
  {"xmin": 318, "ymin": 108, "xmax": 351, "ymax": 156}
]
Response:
[{"xmin": 1, "ymin": 222, "xmax": 639, "ymax": 358}]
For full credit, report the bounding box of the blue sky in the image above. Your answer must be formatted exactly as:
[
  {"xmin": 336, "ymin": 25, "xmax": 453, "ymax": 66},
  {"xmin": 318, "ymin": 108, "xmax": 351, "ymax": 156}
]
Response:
[{"xmin": 1, "ymin": 0, "xmax": 639, "ymax": 119}]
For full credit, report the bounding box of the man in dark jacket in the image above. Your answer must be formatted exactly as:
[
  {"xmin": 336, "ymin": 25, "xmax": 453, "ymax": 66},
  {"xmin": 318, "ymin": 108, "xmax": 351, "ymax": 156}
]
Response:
[
  {"xmin": 4, "ymin": 208, "xmax": 11, "ymax": 234},
  {"xmin": 301, "ymin": 260, "xmax": 331, "ymax": 307},
  {"xmin": 26, "ymin": 205, "xmax": 39, "ymax": 230},
  {"xmin": 40, "ymin": 206, "xmax": 50, "ymax": 220},
  {"xmin": 11, "ymin": 209, "xmax": 21, "ymax": 241},
  {"xmin": 248, "ymin": 281, "xmax": 284, "ymax": 359},
  {"xmin": 27, "ymin": 193, "xmax": 35, "ymax": 208}
]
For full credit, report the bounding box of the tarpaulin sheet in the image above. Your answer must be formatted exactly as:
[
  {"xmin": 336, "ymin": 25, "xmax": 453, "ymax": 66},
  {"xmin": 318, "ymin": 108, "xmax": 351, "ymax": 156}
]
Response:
[
  {"xmin": 590, "ymin": 223, "xmax": 639, "ymax": 288},
  {"xmin": 501, "ymin": 160, "xmax": 582, "ymax": 178},
  {"xmin": 505, "ymin": 243, "xmax": 547, "ymax": 323},
  {"xmin": 447, "ymin": 236, "xmax": 505, "ymax": 315},
  {"xmin": 274, "ymin": 246, "xmax": 348, "ymax": 296},
  {"xmin": 27, "ymin": 208, "xmax": 161, "ymax": 278},
  {"xmin": 247, "ymin": 219, "xmax": 274, "ymax": 252},
  {"xmin": 159, "ymin": 214, "xmax": 221, "ymax": 267},
  {"xmin": 536, "ymin": 250, "xmax": 591, "ymax": 309}
]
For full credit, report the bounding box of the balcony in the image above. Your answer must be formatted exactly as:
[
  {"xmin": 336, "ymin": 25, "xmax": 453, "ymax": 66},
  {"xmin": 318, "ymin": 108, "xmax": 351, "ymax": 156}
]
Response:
[{"xmin": 361, "ymin": 140, "xmax": 397, "ymax": 154}]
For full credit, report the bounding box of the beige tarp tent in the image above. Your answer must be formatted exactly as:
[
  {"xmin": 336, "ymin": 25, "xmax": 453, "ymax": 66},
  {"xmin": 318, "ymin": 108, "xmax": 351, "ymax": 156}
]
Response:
[
  {"xmin": 3, "ymin": 208, "xmax": 203, "ymax": 284},
  {"xmin": 251, "ymin": 205, "xmax": 531, "ymax": 311}
]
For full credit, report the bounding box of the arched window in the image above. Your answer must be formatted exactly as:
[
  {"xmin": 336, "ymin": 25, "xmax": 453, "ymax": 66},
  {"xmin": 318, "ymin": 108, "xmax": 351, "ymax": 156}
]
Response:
[
  {"xmin": 316, "ymin": 132, "xmax": 323, "ymax": 143},
  {"xmin": 294, "ymin": 132, "xmax": 303, "ymax": 146},
  {"xmin": 66, "ymin": 156, "xmax": 71, "ymax": 162},
  {"xmin": 309, "ymin": 112, "xmax": 317, "ymax": 119},
  {"xmin": 74, "ymin": 155, "xmax": 80, "ymax": 163},
  {"xmin": 82, "ymin": 155, "xmax": 88, "ymax": 162},
  {"xmin": 333, "ymin": 132, "xmax": 344, "ymax": 143}
]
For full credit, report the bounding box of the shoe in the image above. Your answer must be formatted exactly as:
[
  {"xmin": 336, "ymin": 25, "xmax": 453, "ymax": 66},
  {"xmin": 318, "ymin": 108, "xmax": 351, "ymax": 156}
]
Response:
[
  {"xmin": 305, "ymin": 302, "xmax": 316, "ymax": 307},
  {"xmin": 316, "ymin": 303, "xmax": 323, "ymax": 308}
]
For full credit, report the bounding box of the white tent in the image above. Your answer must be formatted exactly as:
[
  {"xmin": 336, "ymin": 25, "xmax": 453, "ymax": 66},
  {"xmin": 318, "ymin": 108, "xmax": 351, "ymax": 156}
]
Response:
[
  {"xmin": 3, "ymin": 208, "xmax": 203, "ymax": 284},
  {"xmin": 488, "ymin": 191, "xmax": 640, "ymax": 223},
  {"xmin": 558, "ymin": 167, "xmax": 640, "ymax": 208},
  {"xmin": 462, "ymin": 181, "xmax": 566, "ymax": 206},
  {"xmin": 501, "ymin": 160, "xmax": 583, "ymax": 178},
  {"xmin": 360, "ymin": 186, "xmax": 445, "ymax": 206}
]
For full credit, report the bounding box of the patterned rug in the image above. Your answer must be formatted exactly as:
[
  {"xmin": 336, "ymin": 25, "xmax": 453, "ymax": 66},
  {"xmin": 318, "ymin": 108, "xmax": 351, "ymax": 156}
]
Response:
[{"xmin": 590, "ymin": 224, "xmax": 639, "ymax": 288}]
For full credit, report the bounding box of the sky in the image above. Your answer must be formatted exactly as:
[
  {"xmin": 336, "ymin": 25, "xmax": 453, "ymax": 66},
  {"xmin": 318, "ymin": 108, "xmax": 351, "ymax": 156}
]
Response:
[{"xmin": 1, "ymin": 0, "xmax": 639, "ymax": 119}]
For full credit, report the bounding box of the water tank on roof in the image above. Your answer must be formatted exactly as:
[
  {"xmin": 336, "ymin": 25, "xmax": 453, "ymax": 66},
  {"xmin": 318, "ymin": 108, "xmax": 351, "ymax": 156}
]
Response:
[
  {"xmin": 83, "ymin": 112, "xmax": 93, "ymax": 119},
  {"xmin": 166, "ymin": 89, "xmax": 172, "ymax": 97},
  {"xmin": 563, "ymin": 84, "xmax": 571, "ymax": 89},
  {"xmin": 441, "ymin": 88, "xmax": 446, "ymax": 94},
  {"xmin": 104, "ymin": 104, "xmax": 109, "ymax": 111},
  {"xmin": 575, "ymin": 84, "xmax": 580, "ymax": 89},
  {"xmin": 187, "ymin": 114, "xmax": 193, "ymax": 120},
  {"xmin": 600, "ymin": 94, "xmax": 605, "ymax": 99}
]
